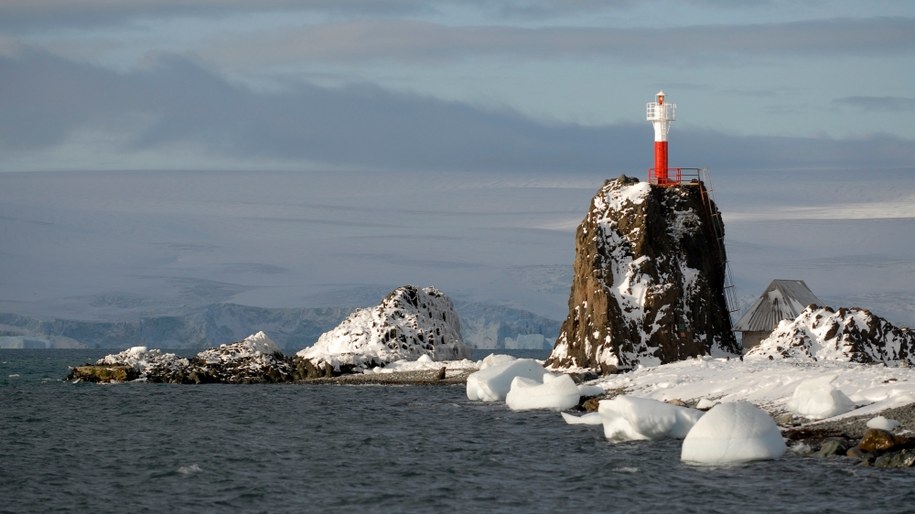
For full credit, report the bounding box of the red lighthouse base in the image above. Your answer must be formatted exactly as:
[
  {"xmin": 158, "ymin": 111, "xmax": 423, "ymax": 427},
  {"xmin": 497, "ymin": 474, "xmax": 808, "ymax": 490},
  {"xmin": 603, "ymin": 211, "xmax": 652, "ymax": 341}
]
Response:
[{"xmin": 654, "ymin": 141, "xmax": 669, "ymax": 185}]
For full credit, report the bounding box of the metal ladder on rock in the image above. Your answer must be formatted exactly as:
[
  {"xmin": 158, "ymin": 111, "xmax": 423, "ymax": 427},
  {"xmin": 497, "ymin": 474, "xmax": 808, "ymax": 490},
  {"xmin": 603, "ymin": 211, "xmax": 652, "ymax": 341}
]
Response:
[{"xmin": 693, "ymin": 169, "xmax": 740, "ymax": 326}]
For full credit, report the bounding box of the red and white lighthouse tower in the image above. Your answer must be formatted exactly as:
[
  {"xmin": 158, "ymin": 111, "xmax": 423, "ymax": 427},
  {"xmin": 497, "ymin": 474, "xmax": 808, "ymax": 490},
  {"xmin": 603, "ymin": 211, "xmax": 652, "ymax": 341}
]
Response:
[{"xmin": 646, "ymin": 90, "xmax": 677, "ymax": 185}]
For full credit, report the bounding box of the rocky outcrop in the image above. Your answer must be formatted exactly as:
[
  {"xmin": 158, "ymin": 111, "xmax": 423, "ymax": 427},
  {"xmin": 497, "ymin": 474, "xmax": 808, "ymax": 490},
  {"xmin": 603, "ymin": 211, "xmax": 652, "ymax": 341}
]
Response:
[
  {"xmin": 747, "ymin": 305, "xmax": 915, "ymax": 365},
  {"xmin": 70, "ymin": 332, "xmax": 295, "ymax": 384},
  {"xmin": 546, "ymin": 176, "xmax": 739, "ymax": 373},
  {"xmin": 296, "ymin": 285, "xmax": 471, "ymax": 376}
]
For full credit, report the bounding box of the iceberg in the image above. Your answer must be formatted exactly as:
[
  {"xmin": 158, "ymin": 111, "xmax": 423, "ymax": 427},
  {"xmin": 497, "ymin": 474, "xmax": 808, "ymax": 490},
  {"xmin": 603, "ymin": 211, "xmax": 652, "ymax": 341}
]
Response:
[
  {"xmin": 598, "ymin": 395, "xmax": 704, "ymax": 442},
  {"xmin": 681, "ymin": 401, "xmax": 786, "ymax": 465},
  {"xmin": 785, "ymin": 375, "xmax": 855, "ymax": 419},
  {"xmin": 505, "ymin": 373, "xmax": 581, "ymax": 412},
  {"xmin": 466, "ymin": 358, "xmax": 547, "ymax": 402}
]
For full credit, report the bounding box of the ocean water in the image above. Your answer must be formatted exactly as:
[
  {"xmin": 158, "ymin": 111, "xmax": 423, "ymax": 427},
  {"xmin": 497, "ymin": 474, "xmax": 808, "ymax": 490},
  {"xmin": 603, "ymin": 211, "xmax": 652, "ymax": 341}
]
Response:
[{"xmin": 2, "ymin": 350, "xmax": 914, "ymax": 513}]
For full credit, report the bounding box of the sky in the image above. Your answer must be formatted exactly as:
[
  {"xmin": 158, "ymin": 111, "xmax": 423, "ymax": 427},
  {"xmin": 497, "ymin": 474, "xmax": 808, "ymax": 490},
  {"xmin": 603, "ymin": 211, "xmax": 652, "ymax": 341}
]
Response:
[
  {"xmin": 1, "ymin": 0, "xmax": 914, "ymax": 173},
  {"xmin": 1, "ymin": 1, "xmax": 915, "ymax": 332}
]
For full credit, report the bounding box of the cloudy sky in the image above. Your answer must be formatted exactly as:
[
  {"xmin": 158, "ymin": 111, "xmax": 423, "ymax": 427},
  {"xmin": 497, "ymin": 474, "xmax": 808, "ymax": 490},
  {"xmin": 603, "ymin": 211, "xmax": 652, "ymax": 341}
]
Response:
[
  {"xmin": 2, "ymin": 1, "xmax": 915, "ymax": 333},
  {"xmin": 2, "ymin": 0, "xmax": 914, "ymax": 173}
]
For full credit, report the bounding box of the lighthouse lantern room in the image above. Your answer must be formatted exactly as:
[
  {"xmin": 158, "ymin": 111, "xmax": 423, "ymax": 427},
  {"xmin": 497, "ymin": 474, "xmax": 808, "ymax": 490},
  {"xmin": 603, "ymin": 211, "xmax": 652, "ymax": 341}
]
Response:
[{"xmin": 646, "ymin": 90, "xmax": 677, "ymax": 186}]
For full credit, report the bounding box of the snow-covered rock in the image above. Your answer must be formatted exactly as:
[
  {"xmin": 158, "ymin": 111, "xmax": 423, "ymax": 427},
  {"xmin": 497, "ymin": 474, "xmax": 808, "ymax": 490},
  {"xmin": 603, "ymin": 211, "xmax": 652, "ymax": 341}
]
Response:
[
  {"xmin": 88, "ymin": 332, "xmax": 294, "ymax": 384},
  {"xmin": 598, "ymin": 395, "xmax": 704, "ymax": 442},
  {"xmin": 466, "ymin": 358, "xmax": 547, "ymax": 402},
  {"xmin": 189, "ymin": 331, "xmax": 294, "ymax": 384},
  {"xmin": 505, "ymin": 373, "xmax": 581, "ymax": 411},
  {"xmin": 197, "ymin": 331, "xmax": 282, "ymax": 364},
  {"xmin": 96, "ymin": 346, "xmax": 189, "ymax": 378},
  {"xmin": 747, "ymin": 305, "xmax": 915, "ymax": 366},
  {"xmin": 546, "ymin": 176, "xmax": 739, "ymax": 373},
  {"xmin": 681, "ymin": 401, "xmax": 786, "ymax": 465},
  {"xmin": 297, "ymin": 285, "xmax": 471, "ymax": 374},
  {"xmin": 786, "ymin": 375, "xmax": 855, "ymax": 419}
]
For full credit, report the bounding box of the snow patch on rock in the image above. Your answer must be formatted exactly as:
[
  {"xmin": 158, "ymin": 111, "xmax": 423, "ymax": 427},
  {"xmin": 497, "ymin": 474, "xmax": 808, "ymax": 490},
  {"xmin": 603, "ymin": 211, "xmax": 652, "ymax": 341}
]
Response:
[{"xmin": 97, "ymin": 346, "xmax": 188, "ymax": 377}]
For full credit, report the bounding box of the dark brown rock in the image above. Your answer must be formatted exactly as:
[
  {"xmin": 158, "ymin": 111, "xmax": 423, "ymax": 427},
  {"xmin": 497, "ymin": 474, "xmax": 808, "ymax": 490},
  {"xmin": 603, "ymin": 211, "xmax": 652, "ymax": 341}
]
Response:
[
  {"xmin": 858, "ymin": 428, "xmax": 903, "ymax": 453},
  {"xmin": 68, "ymin": 365, "xmax": 138, "ymax": 383},
  {"xmin": 846, "ymin": 446, "xmax": 875, "ymax": 463},
  {"xmin": 546, "ymin": 176, "xmax": 739, "ymax": 372}
]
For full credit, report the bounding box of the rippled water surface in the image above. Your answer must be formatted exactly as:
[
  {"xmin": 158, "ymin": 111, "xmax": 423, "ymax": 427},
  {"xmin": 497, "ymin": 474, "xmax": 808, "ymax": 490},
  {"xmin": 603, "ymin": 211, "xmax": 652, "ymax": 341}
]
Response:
[{"xmin": 2, "ymin": 350, "xmax": 914, "ymax": 513}]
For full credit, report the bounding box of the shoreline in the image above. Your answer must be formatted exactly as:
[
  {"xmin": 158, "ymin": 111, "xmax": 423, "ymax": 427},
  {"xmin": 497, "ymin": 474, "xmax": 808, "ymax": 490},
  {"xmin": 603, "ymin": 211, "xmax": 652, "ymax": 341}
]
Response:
[{"xmin": 297, "ymin": 368, "xmax": 474, "ymax": 386}]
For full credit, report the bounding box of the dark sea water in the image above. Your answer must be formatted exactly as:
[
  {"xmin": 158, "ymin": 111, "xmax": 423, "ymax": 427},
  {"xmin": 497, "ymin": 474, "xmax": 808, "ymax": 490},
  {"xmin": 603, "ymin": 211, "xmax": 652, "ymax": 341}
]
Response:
[{"xmin": 2, "ymin": 350, "xmax": 914, "ymax": 513}]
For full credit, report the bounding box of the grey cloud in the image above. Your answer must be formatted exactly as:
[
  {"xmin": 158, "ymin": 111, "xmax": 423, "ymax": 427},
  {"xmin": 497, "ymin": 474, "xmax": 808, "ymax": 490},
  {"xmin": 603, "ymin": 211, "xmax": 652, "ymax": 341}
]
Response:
[
  {"xmin": 0, "ymin": 0, "xmax": 436, "ymax": 30},
  {"xmin": 1, "ymin": 49, "xmax": 913, "ymax": 173},
  {"xmin": 833, "ymin": 96, "xmax": 915, "ymax": 112},
  {"xmin": 197, "ymin": 17, "xmax": 915, "ymax": 68}
]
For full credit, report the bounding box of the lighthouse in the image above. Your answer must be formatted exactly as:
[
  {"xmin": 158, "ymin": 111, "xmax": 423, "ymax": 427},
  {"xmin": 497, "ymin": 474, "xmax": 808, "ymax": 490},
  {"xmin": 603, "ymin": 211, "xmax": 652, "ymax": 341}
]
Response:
[{"xmin": 646, "ymin": 90, "xmax": 677, "ymax": 185}]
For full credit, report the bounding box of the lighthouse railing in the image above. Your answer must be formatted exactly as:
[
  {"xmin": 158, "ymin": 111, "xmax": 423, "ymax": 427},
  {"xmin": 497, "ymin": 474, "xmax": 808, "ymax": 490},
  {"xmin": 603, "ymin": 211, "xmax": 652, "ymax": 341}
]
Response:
[{"xmin": 647, "ymin": 167, "xmax": 703, "ymax": 186}]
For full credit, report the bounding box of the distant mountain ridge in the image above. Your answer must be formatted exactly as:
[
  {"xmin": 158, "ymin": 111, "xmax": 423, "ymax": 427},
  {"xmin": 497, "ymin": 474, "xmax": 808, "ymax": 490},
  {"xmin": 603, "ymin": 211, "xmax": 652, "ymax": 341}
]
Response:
[{"xmin": 0, "ymin": 300, "xmax": 560, "ymax": 351}]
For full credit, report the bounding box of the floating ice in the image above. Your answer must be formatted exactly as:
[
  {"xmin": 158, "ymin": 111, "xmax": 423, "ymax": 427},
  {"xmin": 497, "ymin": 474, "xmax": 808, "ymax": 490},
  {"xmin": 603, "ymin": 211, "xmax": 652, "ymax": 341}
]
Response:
[
  {"xmin": 866, "ymin": 415, "xmax": 900, "ymax": 431},
  {"xmin": 561, "ymin": 412, "xmax": 604, "ymax": 425},
  {"xmin": 681, "ymin": 401, "xmax": 786, "ymax": 465},
  {"xmin": 466, "ymin": 358, "xmax": 547, "ymax": 402},
  {"xmin": 598, "ymin": 396, "xmax": 704, "ymax": 442},
  {"xmin": 177, "ymin": 464, "xmax": 202, "ymax": 475},
  {"xmin": 505, "ymin": 373, "xmax": 581, "ymax": 411},
  {"xmin": 786, "ymin": 375, "xmax": 855, "ymax": 419}
]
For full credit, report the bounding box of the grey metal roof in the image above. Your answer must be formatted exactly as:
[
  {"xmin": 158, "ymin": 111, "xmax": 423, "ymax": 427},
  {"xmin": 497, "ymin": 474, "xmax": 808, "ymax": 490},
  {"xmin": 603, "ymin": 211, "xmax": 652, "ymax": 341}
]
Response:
[{"xmin": 733, "ymin": 279, "xmax": 822, "ymax": 332}]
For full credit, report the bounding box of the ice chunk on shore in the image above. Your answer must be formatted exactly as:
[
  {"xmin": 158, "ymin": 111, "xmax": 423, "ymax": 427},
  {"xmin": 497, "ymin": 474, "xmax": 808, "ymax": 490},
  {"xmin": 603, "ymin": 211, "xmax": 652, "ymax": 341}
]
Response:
[
  {"xmin": 466, "ymin": 358, "xmax": 546, "ymax": 402},
  {"xmin": 867, "ymin": 416, "xmax": 900, "ymax": 431},
  {"xmin": 681, "ymin": 401, "xmax": 786, "ymax": 465},
  {"xmin": 479, "ymin": 353, "xmax": 517, "ymax": 370},
  {"xmin": 598, "ymin": 396, "xmax": 704, "ymax": 442},
  {"xmin": 786, "ymin": 375, "xmax": 855, "ymax": 419},
  {"xmin": 505, "ymin": 373, "xmax": 581, "ymax": 411}
]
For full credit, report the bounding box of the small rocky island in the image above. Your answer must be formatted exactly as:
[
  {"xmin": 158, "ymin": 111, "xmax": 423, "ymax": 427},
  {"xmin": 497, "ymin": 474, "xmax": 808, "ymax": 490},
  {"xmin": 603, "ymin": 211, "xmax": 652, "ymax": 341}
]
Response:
[{"xmin": 69, "ymin": 285, "xmax": 474, "ymax": 384}]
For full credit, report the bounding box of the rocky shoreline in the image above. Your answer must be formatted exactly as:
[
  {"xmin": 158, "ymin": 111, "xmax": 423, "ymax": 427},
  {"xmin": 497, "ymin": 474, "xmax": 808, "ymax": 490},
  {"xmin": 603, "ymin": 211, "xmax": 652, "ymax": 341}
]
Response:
[
  {"xmin": 579, "ymin": 390, "xmax": 915, "ymax": 469},
  {"xmin": 69, "ymin": 355, "xmax": 915, "ymax": 468}
]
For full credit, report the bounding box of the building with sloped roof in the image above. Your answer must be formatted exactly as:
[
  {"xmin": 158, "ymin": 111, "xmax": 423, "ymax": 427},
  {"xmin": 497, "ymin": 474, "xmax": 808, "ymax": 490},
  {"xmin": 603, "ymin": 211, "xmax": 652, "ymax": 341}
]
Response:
[{"xmin": 734, "ymin": 279, "xmax": 822, "ymax": 351}]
